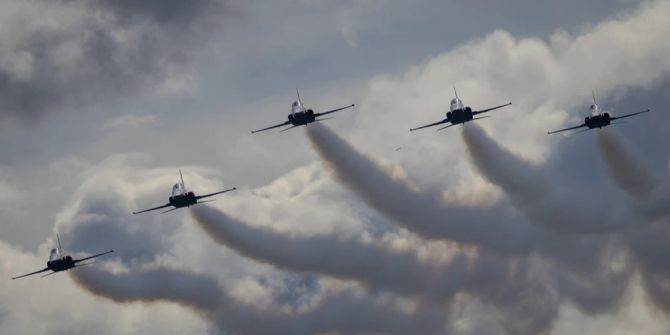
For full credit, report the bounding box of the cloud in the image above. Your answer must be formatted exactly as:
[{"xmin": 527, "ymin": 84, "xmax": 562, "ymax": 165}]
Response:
[{"xmin": 0, "ymin": 0, "xmax": 224, "ymax": 124}]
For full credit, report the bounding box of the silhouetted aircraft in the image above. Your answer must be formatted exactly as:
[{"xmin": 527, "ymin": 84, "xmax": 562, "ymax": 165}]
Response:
[
  {"xmin": 547, "ymin": 94, "xmax": 650, "ymax": 135},
  {"xmin": 11, "ymin": 235, "xmax": 113, "ymax": 280},
  {"xmin": 251, "ymin": 90, "xmax": 355, "ymax": 133},
  {"xmin": 410, "ymin": 89, "xmax": 512, "ymax": 131},
  {"xmin": 133, "ymin": 170, "xmax": 236, "ymax": 214}
]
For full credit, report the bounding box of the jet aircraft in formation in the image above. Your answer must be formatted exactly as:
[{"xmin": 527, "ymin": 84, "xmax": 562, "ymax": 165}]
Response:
[
  {"xmin": 251, "ymin": 90, "xmax": 355, "ymax": 133},
  {"xmin": 11, "ymin": 235, "xmax": 113, "ymax": 280},
  {"xmin": 133, "ymin": 170, "xmax": 236, "ymax": 214},
  {"xmin": 11, "ymin": 88, "xmax": 653, "ymax": 281},
  {"xmin": 410, "ymin": 89, "xmax": 512, "ymax": 131},
  {"xmin": 547, "ymin": 94, "xmax": 650, "ymax": 135}
]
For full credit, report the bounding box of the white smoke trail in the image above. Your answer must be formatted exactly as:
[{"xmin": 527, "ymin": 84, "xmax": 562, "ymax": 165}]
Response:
[
  {"xmin": 461, "ymin": 123, "xmax": 630, "ymax": 234},
  {"xmin": 190, "ymin": 205, "xmax": 469, "ymax": 301},
  {"xmin": 189, "ymin": 204, "xmax": 568, "ymax": 334},
  {"xmin": 596, "ymin": 129, "xmax": 659, "ymax": 199},
  {"xmin": 305, "ymin": 122, "xmax": 607, "ymax": 268},
  {"xmin": 72, "ymin": 266, "xmax": 447, "ymax": 335},
  {"xmin": 305, "ymin": 123, "xmax": 635, "ymax": 322},
  {"xmin": 596, "ymin": 129, "xmax": 670, "ymax": 222}
]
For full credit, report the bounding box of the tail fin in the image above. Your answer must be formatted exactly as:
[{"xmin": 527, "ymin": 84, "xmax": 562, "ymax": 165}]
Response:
[
  {"xmin": 296, "ymin": 89, "xmax": 304, "ymax": 105},
  {"xmin": 453, "ymin": 86, "xmax": 459, "ymax": 100},
  {"xmin": 592, "ymin": 91, "xmax": 597, "ymax": 105},
  {"xmin": 57, "ymin": 234, "xmax": 63, "ymax": 253},
  {"xmin": 179, "ymin": 169, "xmax": 185, "ymax": 189}
]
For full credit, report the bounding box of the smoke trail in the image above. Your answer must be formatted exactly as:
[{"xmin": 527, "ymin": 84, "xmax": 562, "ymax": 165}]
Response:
[
  {"xmin": 461, "ymin": 123, "xmax": 629, "ymax": 234},
  {"xmin": 190, "ymin": 205, "xmax": 468, "ymax": 301},
  {"xmin": 305, "ymin": 123, "xmax": 607, "ymax": 269},
  {"xmin": 71, "ymin": 266, "xmax": 447, "ymax": 335},
  {"xmin": 305, "ymin": 123, "xmax": 635, "ymax": 319},
  {"xmin": 596, "ymin": 129, "xmax": 670, "ymax": 222},
  {"xmin": 305, "ymin": 123, "xmax": 536, "ymax": 253},
  {"xmin": 596, "ymin": 129, "xmax": 659, "ymax": 199},
  {"xmin": 71, "ymin": 266, "xmax": 223, "ymax": 310},
  {"xmin": 189, "ymin": 201, "xmax": 634, "ymax": 333}
]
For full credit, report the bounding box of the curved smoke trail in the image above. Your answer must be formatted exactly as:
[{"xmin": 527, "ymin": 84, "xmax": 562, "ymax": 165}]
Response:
[
  {"xmin": 190, "ymin": 205, "xmax": 469, "ymax": 301},
  {"xmin": 305, "ymin": 122, "xmax": 607, "ymax": 269},
  {"xmin": 189, "ymin": 205, "xmax": 567, "ymax": 334},
  {"xmin": 597, "ymin": 129, "xmax": 670, "ymax": 222},
  {"xmin": 461, "ymin": 123, "xmax": 630, "ymax": 234},
  {"xmin": 305, "ymin": 123, "xmax": 534, "ymax": 251},
  {"xmin": 71, "ymin": 266, "xmax": 447, "ymax": 335},
  {"xmin": 596, "ymin": 129, "xmax": 659, "ymax": 199},
  {"xmin": 305, "ymin": 123, "xmax": 633, "ymax": 319}
]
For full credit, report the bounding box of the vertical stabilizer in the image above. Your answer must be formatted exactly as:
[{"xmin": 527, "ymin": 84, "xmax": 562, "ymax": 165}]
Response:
[{"xmin": 57, "ymin": 234, "xmax": 63, "ymax": 254}]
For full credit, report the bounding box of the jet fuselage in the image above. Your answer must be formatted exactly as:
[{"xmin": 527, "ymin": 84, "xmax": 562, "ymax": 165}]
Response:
[
  {"xmin": 446, "ymin": 107, "xmax": 474, "ymax": 125},
  {"xmin": 169, "ymin": 192, "xmax": 197, "ymax": 208},
  {"xmin": 288, "ymin": 109, "xmax": 316, "ymax": 126},
  {"xmin": 584, "ymin": 113, "xmax": 612, "ymax": 129},
  {"xmin": 46, "ymin": 256, "xmax": 75, "ymax": 272}
]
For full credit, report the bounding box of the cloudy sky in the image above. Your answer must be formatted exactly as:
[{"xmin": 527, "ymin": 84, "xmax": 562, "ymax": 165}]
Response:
[{"xmin": 1, "ymin": 0, "xmax": 670, "ymax": 334}]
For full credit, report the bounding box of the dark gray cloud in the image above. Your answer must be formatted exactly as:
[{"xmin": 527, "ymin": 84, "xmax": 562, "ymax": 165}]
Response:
[
  {"xmin": 0, "ymin": 0, "xmax": 224, "ymax": 124},
  {"xmin": 93, "ymin": 0, "xmax": 225, "ymax": 30}
]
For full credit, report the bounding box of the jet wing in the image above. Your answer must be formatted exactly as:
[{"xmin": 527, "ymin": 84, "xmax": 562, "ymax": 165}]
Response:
[
  {"xmin": 11, "ymin": 267, "xmax": 51, "ymax": 280},
  {"xmin": 74, "ymin": 250, "xmax": 114, "ymax": 264},
  {"xmin": 251, "ymin": 120, "xmax": 291, "ymax": 134},
  {"xmin": 314, "ymin": 104, "xmax": 355, "ymax": 117},
  {"xmin": 133, "ymin": 203, "xmax": 172, "ymax": 215},
  {"xmin": 611, "ymin": 109, "xmax": 650, "ymax": 121},
  {"xmin": 195, "ymin": 187, "xmax": 237, "ymax": 200},
  {"xmin": 472, "ymin": 102, "xmax": 512, "ymax": 115},
  {"xmin": 547, "ymin": 123, "xmax": 587, "ymax": 135},
  {"xmin": 410, "ymin": 119, "xmax": 449, "ymax": 131}
]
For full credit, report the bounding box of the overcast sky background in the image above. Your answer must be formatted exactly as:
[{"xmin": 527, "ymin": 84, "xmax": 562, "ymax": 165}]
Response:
[{"xmin": 1, "ymin": 0, "xmax": 669, "ymax": 334}]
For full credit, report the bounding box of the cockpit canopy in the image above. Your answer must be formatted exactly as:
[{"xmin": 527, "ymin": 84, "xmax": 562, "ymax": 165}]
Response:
[
  {"xmin": 589, "ymin": 104, "xmax": 601, "ymax": 116},
  {"xmin": 291, "ymin": 100, "xmax": 304, "ymax": 114},
  {"xmin": 450, "ymin": 98, "xmax": 464, "ymax": 112},
  {"xmin": 49, "ymin": 248, "xmax": 61, "ymax": 261},
  {"xmin": 171, "ymin": 182, "xmax": 186, "ymax": 196}
]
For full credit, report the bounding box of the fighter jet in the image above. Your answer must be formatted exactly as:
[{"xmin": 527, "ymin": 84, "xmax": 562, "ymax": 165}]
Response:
[
  {"xmin": 547, "ymin": 94, "xmax": 650, "ymax": 135},
  {"xmin": 251, "ymin": 90, "xmax": 355, "ymax": 133},
  {"xmin": 11, "ymin": 235, "xmax": 113, "ymax": 280},
  {"xmin": 410, "ymin": 89, "xmax": 512, "ymax": 131},
  {"xmin": 133, "ymin": 170, "xmax": 236, "ymax": 214}
]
